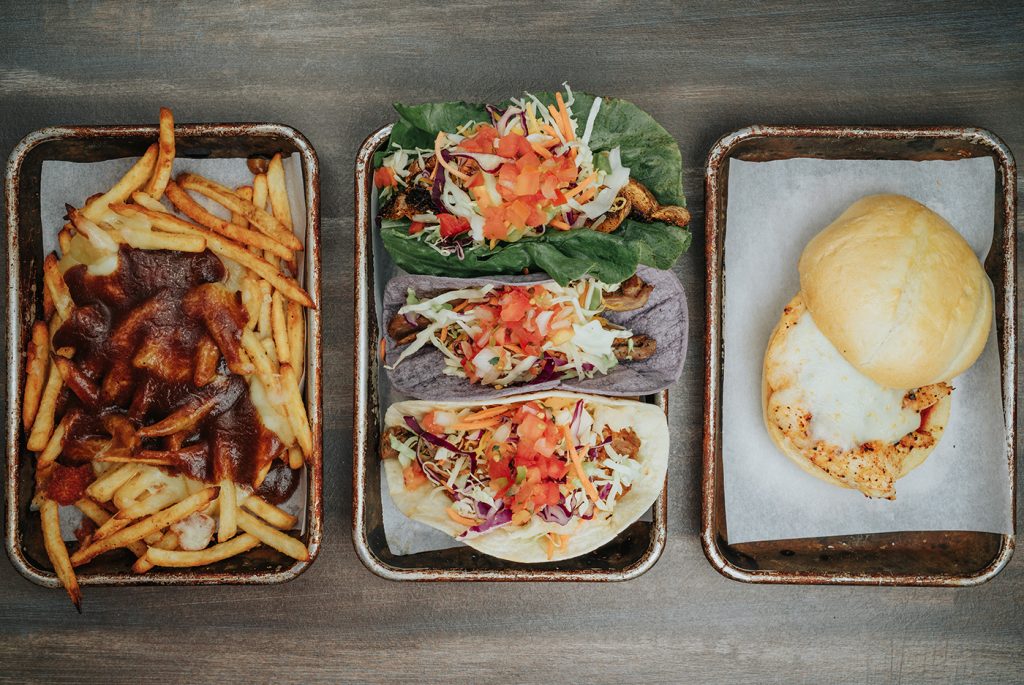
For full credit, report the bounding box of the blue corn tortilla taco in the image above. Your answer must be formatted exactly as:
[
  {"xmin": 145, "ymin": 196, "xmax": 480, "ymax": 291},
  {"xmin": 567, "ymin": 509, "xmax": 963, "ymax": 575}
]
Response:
[{"xmin": 373, "ymin": 85, "xmax": 691, "ymax": 286}]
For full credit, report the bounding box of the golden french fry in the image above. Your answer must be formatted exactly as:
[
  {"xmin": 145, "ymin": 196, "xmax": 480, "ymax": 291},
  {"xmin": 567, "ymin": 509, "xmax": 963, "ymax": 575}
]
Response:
[
  {"xmin": 57, "ymin": 224, "xmax": 73, "ymax": 255},
  {"xmin": 41, "ymin": 500, "xmax": 81, "ymax": 611},
  {"xmin": 43, "ymin": 253, "xmax": 73, "ymax": 320},
  {"xmin": 178, "ymin": 173, "xmax": 301, "ymax": 251},
  {"xmin": 143, "ymin": 532, "xmax": 260, "ymax": 568},
  {"xmin": 254, "ymin": 460, "xmax": 273, "ymax": 489},
  {"xmin": 71, "ymin": 486, "xmax": 218, "ymax": 567},
  {"xmin": 240, "ymin": 276, "xmax": 261, "ymax": 330},
  {"xmin": 266, "ymin": 153, "xmax": 293, "ymax": 232},
  {"xmin": 286, "ymin": 300, "xmax": 305, "ymax": 371},
  {"xmin": 130, "ymin": 190, "xmax": 170, "ymax": 213},
  {"xmin": 236, "ymin": 510, "xmax": 308, "ymax": 561},
  {"xmin": 86, "ymin": 463, "xmax": 139, "ymax": 503},
  {"xmin": 261, "ymin": 336, "xmax": 278, "ymax": 366},
  {"xmin": 26, "ymin": 358, "xmax": 62, "ymax": 451},
  {"xmin": 287, "ymin": 445, "xmax": 303, "ymax": 470},
  {"xmin": 37, "ymin": 413, "xmax": 70, "ymax": 468},
  {"xmin": 110, "ymin": 204, "xmax": 313, "ymax": 308},
  {"xmin": 257, "ymin": 280, "xmax": 272, "ymax": 336},
  {"xmin": 241, "ymin": 330, "xmax": 275, "ymax": 377},
  {"xmin": 131, "ymin": 530, "xmax": 179, "ymax": 573},
  {"xmin": 241, "ymin": 494, "xmax": 297, "ymax": 530},
  {"xmin": 144, "ymin": 107, "xmax": 175, "ymax": 198},
  {"xmin": 270, "ymin": 291, "xmax": 291, "ymax": 364},
  {"xmin": 252, "ymin": 173, "xmax": 269, "ymax": 212},
  {"xmin": 94, "ymin": 478, "xmax": 187, "ymax": 542},
  {"xmin": 280, "ymin": 364, "xmax": 313, "ymax": 457},
  {"xmin": 232, "ymin": 186, "xmax": 253, "ymax": 227},
  {"xmin": 217, "ymin": 480, "xmax": 237, "ymax": 542},
  {"xmin": 74, "ymin": 497, "xmax": 147, "ymax": 557},
  {"xmin": 22, "ymin": 321, "xmax": 49, "ymax": 430},
  {"xmin": 164, "ymin": 181, "xmax": 293, "ymax": 260},
  {"xmin": 114, "ymin": 224, "xmax": 206, "ymax": 252},
  {"xmin": 67, "ymin": 206, "xmax": 119, "ymax": 254},
  {"xmin": 82, "ymin": 144, "xmax": 158, "ymax": 221},
  {"xmin": 136, "ymin": 395, "xmax": 218, "ymax": 438}
]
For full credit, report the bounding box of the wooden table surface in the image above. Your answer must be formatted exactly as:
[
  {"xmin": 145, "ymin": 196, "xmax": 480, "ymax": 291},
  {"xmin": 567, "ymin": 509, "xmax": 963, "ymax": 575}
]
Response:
[{"xmin": 1, "ymin": 2, "xmax": 1021, "ymax": 683}]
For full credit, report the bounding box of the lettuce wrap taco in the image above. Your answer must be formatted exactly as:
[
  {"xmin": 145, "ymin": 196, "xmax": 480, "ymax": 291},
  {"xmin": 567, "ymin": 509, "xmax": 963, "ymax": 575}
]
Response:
[{"xmin": 380, "ymin": 392, "xmax": 669, "ymax": 563}]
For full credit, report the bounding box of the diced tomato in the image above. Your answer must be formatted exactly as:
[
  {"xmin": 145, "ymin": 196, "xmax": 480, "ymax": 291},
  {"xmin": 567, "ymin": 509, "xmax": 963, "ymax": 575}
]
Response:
[
  {"xmin": 513, "ymin": 168, "xmax": 540, "ymax": 196},
  {"xmin": 496, "ymin": 133, "xmax": 531, "ymax": 158},
  {"xmin": 403, "ymin": 462, "xmax": 428, "ymax": 490},
  {"xmin": 506, "ymin": 199, "xmax": 532, "ymax": 230},
  {"xmin": 500, "ymin": 289, "xmax": 531, "ymax": 323},
  {"xmin": 437, "ymin": 213, "xmax": 471, "ymax": 238},
  {"xmin": 421, "ymin": 411, "xmax": 444, "ymax": 434},
  {"xmin": 373, "ymin": 167, "xmax": 397, "ymax": 189},
  {"xmin": 467, "ymin": 171, "xmax": 486, "ymax": 188},
  {"xmin": 526, "ymin": 203, "xmax": 548, "ymax": 228},
  {"xmin": 514, "ymin": 151, "xmax": 541, "ymax": 172},
  {"xmin": 460, "ymin": 125, "xmax": 499, "ymax": 153},
  {"xmin": 408, "ymin": 221, "xmax": 425, "ymax": 235},
  {"xmin": 482, "ymin": 206, "xmax": 509, "ymax": 240}
]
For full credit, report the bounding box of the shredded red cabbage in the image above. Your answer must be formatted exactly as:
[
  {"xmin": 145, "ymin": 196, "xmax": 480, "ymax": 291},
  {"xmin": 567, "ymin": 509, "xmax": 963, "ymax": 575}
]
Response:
[
  {"xmin": 404, "ymin": 416, "xmax": 471, "ymax": 455},
  {"xmin": 599, "ymin": 483, "xmax": 613, "ymax": 500},
  {"xmin": 459, "ymin": 500, "xmax": 512, "ymax": 538},
  {"xmin": 539, "ymin": 503, "xmax": 573, "ymax": 525}
]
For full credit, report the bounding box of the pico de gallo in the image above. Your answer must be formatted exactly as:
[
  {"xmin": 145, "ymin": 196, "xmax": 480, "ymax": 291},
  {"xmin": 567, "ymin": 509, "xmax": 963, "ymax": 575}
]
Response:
[{"xmin": 381, "ymin": 396, "xmax": 646, "ymax": 559}]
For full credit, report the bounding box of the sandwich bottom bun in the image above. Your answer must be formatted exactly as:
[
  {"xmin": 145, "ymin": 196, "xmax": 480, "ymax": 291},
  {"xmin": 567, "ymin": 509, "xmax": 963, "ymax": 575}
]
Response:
[{"xmin": 762, "ymin": 294, "xmax": 952, "ymax": 499}]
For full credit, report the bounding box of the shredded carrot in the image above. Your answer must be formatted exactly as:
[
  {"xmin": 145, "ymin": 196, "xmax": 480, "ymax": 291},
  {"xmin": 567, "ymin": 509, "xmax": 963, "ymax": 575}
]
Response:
[
  {"xmin": 546, "ymin": 533, "xmax": 555, "ymax": 560},
  {"xmin": 548, "ymin": 219, "xmax": 570, "ymax": 230},
  {"xmin": 451, "ymin": 417, "xmax": 503, "ymax": 431},
  {"xmin": 446, "ymin": 507, "xmax": 480, "ymax": 527},
  {"xmin": 378, "ymin": 337, "xmax": 386, "ymax": 362},
  {"xmin": 452, "ymin": 299, "xmax": 471, "ymax": 313},
  {"xmin": 558, "ymin": 534, "xmax": 570, "ymax": 549},
  {"xmin": 564, "ymin": 173, "xmax": 597, "ymax": 198},
  {"xmin": 435, "ymin": 132, "xmax": 471, "ymax": 182},
  {"xmin": 555, "ymin": 92, "xmax": 574, "ymax": 141},
  {"xmin": 458, "ymin": 405, "xmax": 509, "ymax": 423},
  {"xmin": 547, "ymin": 105, "xmax": 563, "ymax": 137},
  {"xmin": 439, "ymin": 325, "xmax": 448, "ymax": 344},
  {"xmin": 530, "ymin": 142, "xmax": 553, "ymax": 159},
  {"xmin": 563, "ymin": 425, "xmax": 600, "ymax": 503},
  {"xmin": 579, "ymin": 281, "xmax": 590, "ymax": 309},
  {"xmin": 576, "ymin": 186, "xmax": 597, "ymax": 205}
]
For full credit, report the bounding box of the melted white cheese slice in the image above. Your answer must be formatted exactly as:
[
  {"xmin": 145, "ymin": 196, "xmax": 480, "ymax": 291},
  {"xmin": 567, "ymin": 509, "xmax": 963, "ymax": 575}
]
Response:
[{"xmin": 774, "ymin": 311, "xmax": 919, "ymax": 450}]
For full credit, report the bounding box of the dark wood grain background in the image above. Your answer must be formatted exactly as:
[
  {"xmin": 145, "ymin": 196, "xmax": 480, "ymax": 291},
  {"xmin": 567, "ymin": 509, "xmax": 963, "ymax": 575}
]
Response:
[{"xmin": 1, "ymin": 2, "xmax": 1021, "ymax": 683}]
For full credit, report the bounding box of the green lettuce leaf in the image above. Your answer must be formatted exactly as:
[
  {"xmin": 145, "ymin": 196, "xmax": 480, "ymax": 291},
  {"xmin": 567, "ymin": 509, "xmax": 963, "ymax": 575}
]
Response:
[{"xmin": 379, "ymin": 90, "xmax": 688, "ymax": 282}]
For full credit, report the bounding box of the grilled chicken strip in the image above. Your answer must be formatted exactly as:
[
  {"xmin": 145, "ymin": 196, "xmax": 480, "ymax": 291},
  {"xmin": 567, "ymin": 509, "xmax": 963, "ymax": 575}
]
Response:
[
  {"xmin": 603, "ymin": 274, "xmax": 654, "ymax": 312},
  {"xmin": 612, "ymin": 334, "xmax": 656, "ymax": 361}
]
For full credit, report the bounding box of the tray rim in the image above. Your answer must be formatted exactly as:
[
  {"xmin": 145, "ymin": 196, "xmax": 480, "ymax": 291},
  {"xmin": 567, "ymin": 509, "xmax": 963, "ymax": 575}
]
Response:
[
  {"xmin": 701, "ymin": 124, "xmax": 1017, "ymax": 586},
  {"xmin": 352, "ymin": 124, "xmax": 668, "ymax": 581},
  {"xmin": 4, "ymin": 121, "xmax": 324, "ymax": 587}
]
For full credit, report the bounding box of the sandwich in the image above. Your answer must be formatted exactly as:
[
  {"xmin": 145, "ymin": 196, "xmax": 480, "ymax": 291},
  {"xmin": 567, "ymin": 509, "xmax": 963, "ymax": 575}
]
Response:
[
  {"xmin": 762, "ymin": 194, "xmax": 992, "ymax": 498},
  {"xmin": 380, "ymin": 392, "xmax": 669, "ymax": 562},
  {"xmin": 381, "ymin": 266, "xmax": 687, "ymax": 400},
  {"xmin": 373, "ymin": 84, "xmax": 691, "ymax": 285}
]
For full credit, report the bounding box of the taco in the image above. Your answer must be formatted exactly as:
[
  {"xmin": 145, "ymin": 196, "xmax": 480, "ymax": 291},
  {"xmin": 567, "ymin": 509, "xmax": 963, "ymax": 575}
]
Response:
[
  {"xmin": 380, "ymin": 392, "xmax": 669, "ymax": 563},
  {"xmin": 382, "ymin": 266, "xmax": 687, "ymax": 400},
  {"xmin": 374, "ymin": 84, "xmax": 691, "ymax": 285}
]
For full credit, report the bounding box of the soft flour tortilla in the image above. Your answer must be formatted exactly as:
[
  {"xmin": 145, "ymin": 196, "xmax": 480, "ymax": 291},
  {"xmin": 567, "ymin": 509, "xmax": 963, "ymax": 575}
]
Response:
[
  {"xmin": 382, "ymin": 266, "xmax": 687, "ymax": 400},
  {"xmin": 382, "ymin": 391, "xmax": 670, "ymax": 563}
]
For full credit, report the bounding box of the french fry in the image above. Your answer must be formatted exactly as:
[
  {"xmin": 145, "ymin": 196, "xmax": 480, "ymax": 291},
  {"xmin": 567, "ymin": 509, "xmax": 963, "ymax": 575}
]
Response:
[
  {"xmin": 286, "ymin": 300, "xmax": 305, "ymax": 371},
  {"xmin": 280, "ymin": 364, "xmax": 313, "ymax": 457},
  {"xmin": 82, "ymin": 143, "xmax": 158, "ymax": 221},
  {"xmin": 255, "ymin": 280, "xmax": 272, "ymax": 336},
  {"xmin": 177, "ymin": 173, "xmax": 301, "ymax": 251},
  {"xmin": 37, "ymin": 413, "xmax": 70, "ymax": 468},
  {"xmin": 96, "ymin": 455, "xmax": 176, "ymax": 466},
  {"xmin": 136, "ymin": 395, "xmax": 218, "ymax": 438},
  {"xmin": 113, "ymin": 468, "xmax": 164, "ymax": 510},
  {"xmin": 252, "ymin": 174, "xmax": 269, "ymax": 212},
  {"xmin": 240, "ymin": 329, "xmax": 276, "ymax": 378},
  {"xmin": 94, "ymin": 477, "xmax": 187, "ymax": 541},
  {"xmin": 261, "ymin": 336, "xmax": 278, "ymax": 366},
  {"xmin": 71, "ymin": 486, "xmax": 218, "ymax": 567},
  {"xmin": 40, "ymin": 500, "xmax": 81, "ymax": 611},
  {"xmin": 67, "ymin": 206, "xmax": 119, "ymax": 254},
  {"xmin": 131, "ymin": 531, "xmax": 179, "ymax": 573},
  {"xmin": 113, "ymin": 224, "xmax": 206, "ymax": 252},
  {"xmin": 26, "ymin": 358, "xmax": 63, "ymax": 451},
  {"xmin": 43, "ymin": 253, "xmax": 73, "ymax": 320},
  {"xmin": 254, "ymin": 460, "xmax": 273, "ymax": 488},
  {"xmin": 86, "ymin": 463, "xmax": 139, "ymax": 503},
  {"xmin": 266, "ymin": 153, "xmax": 293, "ymax": 233},
  {"xmin": 236, "ymin": 510, "xmax": 308, "ymax": 561},
  {"xmin": 241, "ymin": 494, "xmax": 297, "ymax": 530},
  {"xmin": 74, "ymin": 498, "xmax": 149, "ymax": 559},
  {"xmin": 130, "ymin": 190, "xmax": 170, "ymax": 213},
  {"xmin": 110, "ymin": 204, "xmax": 313, "ymax": 308},
  {"xmin": 144, "ymin": 107, "xmax": 175, "ymax": 198},
  {"xmin": 57, "ymin": 224, "xmax": 73, "ymax": 255},
  {"xmin": 193, "ymin": 335, "xmax": 220, "ymax": 387},
  {"xmin": 232, "ymin": 186, "xmax": 253, "ymax": 227},
  {"xmin": 240, "ymin": 276, "xmax": 261, "ymax": 330},
  {"xmin": 270, "ymin": 291, "xmax": 291, "ymax": 364},
  {"xmin": 287, "ymin": 445, "xmax": 303, "ymax": 470},
  {"xmin": 217, "ymin": 480, "xmax": 237, "ymax": 542},
  {"xmin": 22, "ymin": 321, "xmax": 49, "ymax": 430},
  {"xmin": 143, "ymin": 532, "xmax": 260, "ymax": 568},
  {"xmin": 164, "ymin": 181, "xmax": 293, "ymax": 260}
]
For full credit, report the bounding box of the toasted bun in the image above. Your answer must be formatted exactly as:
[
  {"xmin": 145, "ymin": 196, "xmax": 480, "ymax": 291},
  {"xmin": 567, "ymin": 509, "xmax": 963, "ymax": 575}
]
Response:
[
  {"xmin": 762, "ymin": 294, "xmax": 951, "ymax": 498},
  {"xmin": 798, "ymin": 194, "xmax": 991, "ymax": 389}
]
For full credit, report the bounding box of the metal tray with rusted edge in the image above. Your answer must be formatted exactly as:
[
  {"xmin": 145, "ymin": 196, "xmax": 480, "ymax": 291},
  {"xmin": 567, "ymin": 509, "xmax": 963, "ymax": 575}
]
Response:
[
  {"xmin": 702, "ymin": 125, "xmax": 1017, "ymax": 586},
  {"xmin": 5, "ymin": 122, "xmax": 323, "ymax": 587},
  {"xmin": 353, "ymin": 125, "xmax": 668, "ymax": 581}
]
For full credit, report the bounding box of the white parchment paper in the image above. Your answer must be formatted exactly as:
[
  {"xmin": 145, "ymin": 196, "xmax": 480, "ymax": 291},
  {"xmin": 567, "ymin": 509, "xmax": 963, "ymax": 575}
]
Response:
[
  {"xmin": 39, "ymin": 154, "xmax": 309, "ymax": 538},
  {"xmin": 721, "ymin": 157, "xmax": 1012, "ymax": 544}
]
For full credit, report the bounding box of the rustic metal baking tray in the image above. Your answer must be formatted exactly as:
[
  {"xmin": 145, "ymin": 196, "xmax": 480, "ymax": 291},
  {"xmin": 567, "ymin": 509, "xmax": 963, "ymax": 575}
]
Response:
[
  {"xmin": 702, "ymin": 125, "xmax": 1017, "ymax": 586},
  {"xmin": 353, "ymin": 125, "xmax": 667, "ymax": 580},
  {"xmin": 5, "ymin": 121, "xmax": 323, "ymax": 587}
]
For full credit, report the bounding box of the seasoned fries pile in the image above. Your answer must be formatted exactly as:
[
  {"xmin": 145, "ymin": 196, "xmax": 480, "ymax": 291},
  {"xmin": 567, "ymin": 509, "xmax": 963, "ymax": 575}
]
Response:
[{"xmin": 22, "ymin": 108, "xmax": 316, "ymax": 610}]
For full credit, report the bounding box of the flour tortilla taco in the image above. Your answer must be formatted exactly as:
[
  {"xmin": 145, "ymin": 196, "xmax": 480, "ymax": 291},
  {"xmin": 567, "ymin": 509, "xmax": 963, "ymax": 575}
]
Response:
[{"xmin": 380, "ymin": 391, "xmax": 669, "ymax": 563}]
